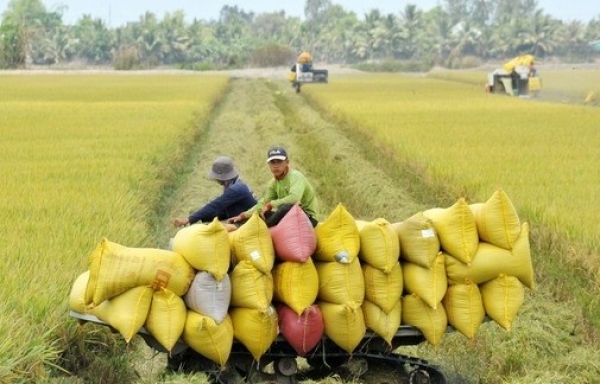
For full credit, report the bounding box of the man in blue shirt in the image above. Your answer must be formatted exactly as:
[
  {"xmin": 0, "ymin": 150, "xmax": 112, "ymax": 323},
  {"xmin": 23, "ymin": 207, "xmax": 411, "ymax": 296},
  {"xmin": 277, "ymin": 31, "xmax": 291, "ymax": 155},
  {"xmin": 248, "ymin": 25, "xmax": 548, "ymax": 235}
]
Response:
[{"xmin": 171, "ymin": 156, "xmax": 257, "ymax": 231}]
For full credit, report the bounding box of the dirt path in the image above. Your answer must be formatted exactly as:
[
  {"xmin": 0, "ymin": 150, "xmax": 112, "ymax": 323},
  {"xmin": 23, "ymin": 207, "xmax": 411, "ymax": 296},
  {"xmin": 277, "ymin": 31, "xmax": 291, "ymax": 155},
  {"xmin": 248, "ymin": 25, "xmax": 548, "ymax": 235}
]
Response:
[{"xmin": 135, "ymin": 76, "xmax": 436, "ymax": 383}]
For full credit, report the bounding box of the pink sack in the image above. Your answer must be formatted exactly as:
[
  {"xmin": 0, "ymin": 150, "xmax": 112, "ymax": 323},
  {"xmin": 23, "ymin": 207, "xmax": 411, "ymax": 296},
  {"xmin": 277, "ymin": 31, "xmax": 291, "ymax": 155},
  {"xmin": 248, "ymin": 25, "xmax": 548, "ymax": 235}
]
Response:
[
  {"xmin": 277, "ymin": 303, "xmax": 323, "ymax": 356},
  {"xmin": 269, "ymin": 204, "xmax": 316, "ymax": 262}
]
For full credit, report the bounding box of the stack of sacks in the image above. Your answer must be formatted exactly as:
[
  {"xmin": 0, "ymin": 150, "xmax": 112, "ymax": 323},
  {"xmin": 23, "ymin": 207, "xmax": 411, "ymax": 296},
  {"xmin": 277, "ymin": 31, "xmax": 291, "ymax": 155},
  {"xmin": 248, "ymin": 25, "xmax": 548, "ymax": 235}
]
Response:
[
  {"xmin": 171, "ymin": 219, "xmax": 234, "ymax": 365},
  {"xmin": 227, "ymin": 213, "xmax": 278, "ymax": 361},
  {"xmin": 356, "ymin": 218, "xmax": 402, "ymax": 346},
  {"xmin": 71, "ymin": 237, "xmax": 195, "ymax": 353},
  {"xmin": 269, "ymin": 204, "xmax": 323, "ymax": 356},
  {"xmin": 466, "ymin": 190, "xmax": 533, "ymax": 331},
  {"xmin": 314, "ymin": 203, "xmax": 365, "ymax": 354},
  {"xmin": 394, "ymin": 212, "xmax": 448, "ymax": 346}
]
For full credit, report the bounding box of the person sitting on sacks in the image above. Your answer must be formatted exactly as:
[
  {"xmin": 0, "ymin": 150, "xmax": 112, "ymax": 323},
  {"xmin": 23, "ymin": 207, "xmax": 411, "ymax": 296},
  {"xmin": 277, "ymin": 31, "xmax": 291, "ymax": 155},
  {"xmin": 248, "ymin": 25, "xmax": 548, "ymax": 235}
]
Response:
[
  {"xmin": 172, "ymin": 156, "xmax": 257, "ymax": 232},
  {"xmin": 228, "ymin": 146, "xmax": 319, "ymax": 228}
]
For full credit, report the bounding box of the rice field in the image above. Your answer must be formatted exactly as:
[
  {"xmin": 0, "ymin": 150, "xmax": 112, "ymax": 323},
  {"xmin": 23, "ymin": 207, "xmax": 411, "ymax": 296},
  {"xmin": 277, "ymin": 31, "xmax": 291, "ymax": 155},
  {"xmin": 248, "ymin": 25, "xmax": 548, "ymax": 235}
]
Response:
[
  {"xmin": 0, "ymin": 73, "xmax": 229, "ymax": 381},
  {"xmin": 302, "ymin": 73, "xmax": 600, "ymax": 254}
]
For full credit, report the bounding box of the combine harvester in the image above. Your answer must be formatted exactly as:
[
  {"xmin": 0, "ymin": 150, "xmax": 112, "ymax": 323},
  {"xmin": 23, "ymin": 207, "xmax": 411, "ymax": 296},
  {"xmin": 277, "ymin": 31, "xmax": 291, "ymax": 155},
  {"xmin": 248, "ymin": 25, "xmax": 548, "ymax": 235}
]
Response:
[
  {"xmin": 287, "ymin": 61, "xmax": 328, "ymax": 94},
  {"xmin": 486, "ymin": 54, "xmax": 541, "ymax": 97},
  {"xmin": 70, "ymin": 192, "xmax": 533, "ymax": 384}
]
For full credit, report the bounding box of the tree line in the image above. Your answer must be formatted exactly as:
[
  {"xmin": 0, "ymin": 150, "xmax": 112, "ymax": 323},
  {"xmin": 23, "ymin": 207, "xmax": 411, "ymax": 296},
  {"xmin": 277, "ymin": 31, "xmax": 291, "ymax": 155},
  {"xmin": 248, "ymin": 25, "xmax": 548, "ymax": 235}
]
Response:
[{"xmin": 1, "ymin": 0, "xmax": 599, "ymax": 70}]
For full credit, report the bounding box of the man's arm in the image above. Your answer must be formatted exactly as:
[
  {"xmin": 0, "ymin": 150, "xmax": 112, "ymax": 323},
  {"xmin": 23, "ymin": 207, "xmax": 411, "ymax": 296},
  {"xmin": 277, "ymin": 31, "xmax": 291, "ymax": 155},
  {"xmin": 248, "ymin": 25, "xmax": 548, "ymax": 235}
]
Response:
[{"xmin": 189, "ymin": 187, "xmax": 246, "ymax": 224}]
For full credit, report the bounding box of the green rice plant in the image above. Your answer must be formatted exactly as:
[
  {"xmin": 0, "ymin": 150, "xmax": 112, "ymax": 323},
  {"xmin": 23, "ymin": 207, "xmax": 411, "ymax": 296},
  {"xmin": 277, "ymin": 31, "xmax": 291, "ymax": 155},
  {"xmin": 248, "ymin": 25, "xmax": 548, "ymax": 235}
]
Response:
[{"xmin": 0, "ymin": 73, "xmax": 228, "ymax": 381}]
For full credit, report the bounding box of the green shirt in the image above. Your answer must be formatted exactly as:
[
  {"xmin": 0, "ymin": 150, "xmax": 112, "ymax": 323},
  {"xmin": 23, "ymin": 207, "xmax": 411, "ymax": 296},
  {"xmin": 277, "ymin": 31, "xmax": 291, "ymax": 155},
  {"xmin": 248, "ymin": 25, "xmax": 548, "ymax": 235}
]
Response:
[{"xmin": 245, "ymin": 169, "xmax": 318, "ymax": 218}]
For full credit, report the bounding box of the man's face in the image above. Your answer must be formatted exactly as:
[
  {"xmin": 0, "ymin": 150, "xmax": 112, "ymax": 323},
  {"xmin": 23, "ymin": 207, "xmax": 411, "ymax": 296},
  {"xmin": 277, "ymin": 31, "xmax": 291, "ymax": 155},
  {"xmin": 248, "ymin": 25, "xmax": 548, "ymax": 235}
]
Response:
[{"xmin": 268, "ymin": 159, "xmax": 288, "ymax": 178}]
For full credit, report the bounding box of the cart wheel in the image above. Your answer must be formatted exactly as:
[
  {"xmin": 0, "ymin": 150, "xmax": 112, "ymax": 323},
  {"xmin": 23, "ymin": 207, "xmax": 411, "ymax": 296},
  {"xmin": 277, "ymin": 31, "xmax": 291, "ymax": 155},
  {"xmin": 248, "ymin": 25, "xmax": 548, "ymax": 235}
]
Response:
[
  {"xmin": 409, "ymin": 368, "xmax": 431, "ymax": 384},
  {"xmin": 276, "ymin": 358, "xmax": 298, "ymax": 376}
]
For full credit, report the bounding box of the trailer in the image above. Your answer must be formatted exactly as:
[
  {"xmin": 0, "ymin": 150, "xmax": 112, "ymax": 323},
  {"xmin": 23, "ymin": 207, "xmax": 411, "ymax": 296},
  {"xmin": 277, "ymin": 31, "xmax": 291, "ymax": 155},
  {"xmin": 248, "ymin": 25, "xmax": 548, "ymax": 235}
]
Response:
[{"xmin": 70, "ymin": 310, "xmax": 449, "ymax": 383}]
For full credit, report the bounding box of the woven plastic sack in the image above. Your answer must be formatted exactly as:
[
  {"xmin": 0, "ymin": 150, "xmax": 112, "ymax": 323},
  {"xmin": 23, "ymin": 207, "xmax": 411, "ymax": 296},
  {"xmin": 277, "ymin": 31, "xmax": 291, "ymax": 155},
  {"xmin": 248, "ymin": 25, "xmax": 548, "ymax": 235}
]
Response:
[
  {"xmin": 356, "ymin": 218, "xmax": 400, "ymax": 273},
  {"xmin": 402, "ymin": 253, "xmax": 447, "ymax": 309},
  {"xmin": 446, "ymin": 223, "xmax": 534, "ymax": 289},
  {"xmin": 314, "ymin": 203, "xmax": 360, "ymax": 263},
  {"xmin": 145, "ymin": 288, "xmax": 187, "ymax": 353},
  {"xmin": 230, "ymin": 260, "xmax": 273, "ymax": 310},
  {"xmin": 277, "ymin": 303, "xmax": 323, "ymax": 356},
  {"xmin": 362, "ymin": 299, "xmax": 401, "ymax": 345},
  {"xmin": 424, "ymin": 199, "xmax": 478, "ymax": 264},
  {"xmin": 393, "ymin": 212, "xmax": 440, "ymax": 268},
  {"xmin": 272, "ymin": 257, "xmax": 319, "ymax": 316},
  {"xmin": 469, "ymin": 190, "xmax": 521, "ymax": 250},
  {"xmin": 319, "ymin": 301, "xmax": 365, "ymax": 354},
  {"xmin": 86, "ymin": 238, "xmax": 194, "ymax": 306},
  {"xmin": 269, "ymin": 204, "xmax": 316, "ymax": 262},
  {"xmin": 480, "ymin": 274, "xmax": 525, "ymax": 331},
  {"xmin": 402, "ymin": 293, "xmax": 447, "ymax": 346},
  {"xmin": 362, "ymin": 262, "xmax": 403, "ymax": 314},
  {"xmin": 316, "ymin": 257, "xmax": 364, "ymax": 307},
  {"xmin": 184, "ymin": 271, "xmax": 231, "ymax": 324},
  {"xmin": 441, "ymin": 281, "xmax": 485, "ymax": 339},
  {"xmin": 230, "ymin": 305, "xmax": 279, "ymax": 361},
  {"xmin": 69, "ymin": 271, "xmax": 90, "ymax": 314},
  {"xmin": 230, "ymin": 212, "xmax": 275, "ymax": 274},
  {"xmin": 92, "ymin": 286, "xmax": 154, "ymax": 343},
  {"xmin": 171, "ymin": 218, "xmax": 230, "ymax": 281},
  {"xmin": 183, "ymin": 311, "xmax": 233, "ymax": 367}
]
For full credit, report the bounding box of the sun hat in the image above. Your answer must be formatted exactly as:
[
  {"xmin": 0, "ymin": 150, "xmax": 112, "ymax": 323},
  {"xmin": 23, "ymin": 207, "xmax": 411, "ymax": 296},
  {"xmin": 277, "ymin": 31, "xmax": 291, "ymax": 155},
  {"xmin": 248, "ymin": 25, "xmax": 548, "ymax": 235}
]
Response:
[
  {"xmin": 208, "ymin": 156, "xmax": 239, "ymax": 181},
  {"xmin": 266, "ymin": 146, "xmax": 288, "ymax": 163}
]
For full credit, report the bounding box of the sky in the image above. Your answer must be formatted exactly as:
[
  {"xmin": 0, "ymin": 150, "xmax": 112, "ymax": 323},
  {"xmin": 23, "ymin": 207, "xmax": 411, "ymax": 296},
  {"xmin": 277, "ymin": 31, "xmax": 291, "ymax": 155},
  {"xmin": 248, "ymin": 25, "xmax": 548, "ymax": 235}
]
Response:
[{"xmin": 0, "ymin": 0, "xmax": 597, "ymax": 27}]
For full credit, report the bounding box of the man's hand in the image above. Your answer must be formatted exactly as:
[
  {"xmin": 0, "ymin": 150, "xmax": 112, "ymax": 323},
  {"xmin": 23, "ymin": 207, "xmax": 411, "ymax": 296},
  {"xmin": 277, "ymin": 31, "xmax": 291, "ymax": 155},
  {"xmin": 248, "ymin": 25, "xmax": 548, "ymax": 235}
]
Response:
[
  {"xmin": 260, "ymin": 203, "xmax": 273, "ymax": 219},
  {"xmin": 171, "ymin": 217, "xmax": 189, "ymax": 227},
  {"xmin": 227, "ymin": 213, "xmax": 247, "ymax": 224}
]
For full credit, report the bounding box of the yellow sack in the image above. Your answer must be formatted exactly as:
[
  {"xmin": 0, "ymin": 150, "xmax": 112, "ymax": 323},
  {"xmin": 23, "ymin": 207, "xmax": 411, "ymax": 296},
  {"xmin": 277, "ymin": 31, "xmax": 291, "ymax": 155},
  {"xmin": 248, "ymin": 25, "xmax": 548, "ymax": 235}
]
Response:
[
  {"xmin": 92, "ymin": 286, "xmax": 154, "ymax": 343},
  {"xmin": 441, "ymin": 282, "xmax": 485, "ymax": 339},
  {"xmin": 445, "ymin": 223, "xmax": 534, "ymax": 289},
  {"xmin": 402, "ymin": 253, "xmax": 447, "ymax": 309},
  {"xmin": 319, "ymin": 301, "xmax": 366, "ymax": 354},
  {"xmin": 362, "ymin": 299, "xmax": 401, "ymax": 346},
  {"xmin": 316, "ymin": 257, "xmax": 364, "ymax": 307},
  {"xmin": 469, "ymin": 190, "xmax": 521, "ymax": 250},
  {"xmin": 393, "ymin": 212, "xmax": 440, "ymax": 268},
  {"xmin": 480, "ymin": 274, "xmax": 525, "ymax": 331},
  {"xmin": 402, "ymin": 293, "xmax": 447, "ymax": 346},
  {"xmin": 230, "ymin": 212, "xmax": 275, "ymax": 274},
  {"xmin": 171, "ymin": 218, "xmax": 230, "ymax": 281},
  {"xmin": 230, "ymin": 306, "xmax": 279, "ymax": 361},
  {"xmin": 145, "ymin": 288, "xmax": 187, "ymax": 353},
  {"xmin": 272, "ymin": 258, "xmax": 319, "ymax": 316},
  {"xmin": 424, "ymin": 199, "xmax": 478, "ymax": 264},
  {"xmin": 230, "ymin": 260, "xmax": 273, "ymax": 310},
  {"xmin": 86, "ymin": 238, "xmax": 194, "ymax": 306},
  {"xmin": 356, "ymin": 218, "xmax": 400, "ymax": 273},
  {"xmin": 183, "ymin": 311, "xmax": 233, "ymax": 367},
  {"xmin": 363, "ymin": 262, "xmax": 402, "ymax": 314},
  {"xmin": 69, "ymin": 271, "xmax": 90, "ymax": 314},
  {"xmin": 314, "ymin": 203, "xmax": 360, "ymax": 263}
]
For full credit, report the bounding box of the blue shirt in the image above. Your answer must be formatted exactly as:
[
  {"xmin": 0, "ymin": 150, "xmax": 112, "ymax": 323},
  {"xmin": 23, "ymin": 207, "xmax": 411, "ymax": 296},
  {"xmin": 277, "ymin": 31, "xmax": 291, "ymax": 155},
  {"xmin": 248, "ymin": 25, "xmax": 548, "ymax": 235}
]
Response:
[{"xmin": 188, "ymin": 178, "xmax": 257, "ymax": 224}]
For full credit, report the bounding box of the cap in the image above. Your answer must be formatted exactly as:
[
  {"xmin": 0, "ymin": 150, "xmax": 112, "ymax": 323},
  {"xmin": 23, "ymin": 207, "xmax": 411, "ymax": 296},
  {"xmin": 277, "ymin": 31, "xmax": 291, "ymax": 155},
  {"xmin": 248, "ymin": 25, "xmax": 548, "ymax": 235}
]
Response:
[
  {"xmin": 266, "ymin": 146, "xmax": 288, "ymax": 163},
  {"xmin": 207, "ymin": 156, "xmax": 239, "ymax": 181}
]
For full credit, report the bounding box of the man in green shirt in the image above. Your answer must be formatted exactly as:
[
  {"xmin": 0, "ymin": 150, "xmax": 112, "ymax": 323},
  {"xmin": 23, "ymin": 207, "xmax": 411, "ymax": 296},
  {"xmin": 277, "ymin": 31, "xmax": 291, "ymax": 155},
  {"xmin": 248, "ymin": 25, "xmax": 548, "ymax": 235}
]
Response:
[{"xmin": 228, "ymin": 146, "xmax": 319, "ymax": 227}]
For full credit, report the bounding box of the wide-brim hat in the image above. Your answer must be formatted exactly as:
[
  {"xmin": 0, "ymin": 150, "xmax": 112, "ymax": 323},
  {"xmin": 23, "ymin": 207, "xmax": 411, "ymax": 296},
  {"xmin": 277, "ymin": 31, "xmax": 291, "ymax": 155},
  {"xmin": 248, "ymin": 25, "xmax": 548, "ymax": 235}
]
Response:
[{"xmin": 208, "ymin": 156, "xmax": 239, "ymax": 181}]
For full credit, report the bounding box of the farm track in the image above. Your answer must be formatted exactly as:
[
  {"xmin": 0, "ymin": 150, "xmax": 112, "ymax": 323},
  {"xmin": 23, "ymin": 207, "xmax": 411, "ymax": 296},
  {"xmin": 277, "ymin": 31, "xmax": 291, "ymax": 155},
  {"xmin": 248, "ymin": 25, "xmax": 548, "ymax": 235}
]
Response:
[{"xmin": 144, "ymin": 77, "xmax": 436, "ymax": 383}]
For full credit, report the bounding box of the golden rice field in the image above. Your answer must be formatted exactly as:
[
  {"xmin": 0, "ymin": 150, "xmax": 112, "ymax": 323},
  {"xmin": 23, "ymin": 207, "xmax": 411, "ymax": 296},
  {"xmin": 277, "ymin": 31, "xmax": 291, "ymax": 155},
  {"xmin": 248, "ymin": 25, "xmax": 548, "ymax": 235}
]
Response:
[
  {"xmin": 0, "ymin": 73, "xmax": 229, "ymax": 381},
  {"xmin": 302, "ymin": 73, "xmax": 600, "ymax": 255}
]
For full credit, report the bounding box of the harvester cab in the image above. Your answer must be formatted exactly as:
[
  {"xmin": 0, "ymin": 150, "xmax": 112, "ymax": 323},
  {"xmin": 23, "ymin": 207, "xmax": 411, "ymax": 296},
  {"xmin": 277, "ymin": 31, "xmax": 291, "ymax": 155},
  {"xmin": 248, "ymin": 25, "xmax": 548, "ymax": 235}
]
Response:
[
  {"xmin": 486, "ymin": 54, "xmax": 541, "ymax": 97},
  {"xmin": 288, "ymin": 62, "xmax": 328, "ymax": 94}
]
